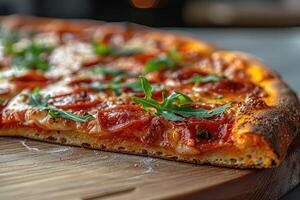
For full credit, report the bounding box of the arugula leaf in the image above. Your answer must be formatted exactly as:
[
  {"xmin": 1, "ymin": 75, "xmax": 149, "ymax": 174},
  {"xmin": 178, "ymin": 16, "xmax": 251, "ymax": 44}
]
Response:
[
  {"xmin": 131, "ymin": 76, "xmax": 231, "ymax": 121},
  {"xmin": 0, "ymin": 98, "xmax": 6, "ymax": 105},
  {"xmin": 213, "ymin": 93, "xmax": 224, "ymax": 99},
  {"xmin": 88, "ymin": 78, "xmax": 143, "ymax": 96},
  {"xmin": 93, "ymin": 42, "xmax": 142, "ymax": 56},
  {"xmin": 110, "ymin": 48, "xmax": 143, "ymax": 56},
  {"xmin": 160, "ymin": 110, "xmax": 185, "ymax": 121},
  {"xmin": 144, "ymin": 47, "xmax": 181, "ymax": 74},
  {"xmin": 87, "ymin": 75, "xmax": 162, "ymax": 96},
  {"xmin": 93, "ymin": 42, "xmax": 112, "ymax": 55},
  {"xmin": 91, "ymin": 65, "xmax": 124, "ymax": 76},
  {"xmin": 90, "ymin": 65, "xmax": 139, "ymax": 77},
  {"xmin": 196, "ymin": 130, "xmax": 211, "ymax": 142},
  {"xmin": 0, "ymin": 28, "xmax": 52, "ymax": 72},
  {"xmin": 26, "ymin": 87, "xmax": 49, "ymax": 107},
  {"xmin": 139, "ymin": 76, "xmax": 152, "ymax": 99},
  {"xmin": 12, "ymin": 44, "xmax": 53, "ymax": 72},
  {"xmin": 188, "ymin": 74, "xmax": 225, "ymax": 84},
  {"xmin": 24, "ymin": 88, "xmax": 94, "ymax": 122},
  {"xmin": 197, "ymin": 130, "xmax": 211, "ymax": 139},
  {"xmin": 47, "ymin": 108, "xmax": 94, "ymax": 122},
  {"xmin": 162, "ymin": 91, "xmax": 192, "ymax": 106}
]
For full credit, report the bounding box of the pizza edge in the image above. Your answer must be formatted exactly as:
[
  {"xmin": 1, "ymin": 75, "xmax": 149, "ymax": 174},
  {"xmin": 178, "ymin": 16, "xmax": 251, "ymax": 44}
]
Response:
[
  {"xmin": 231, "ymin": 53, "xmax": 300, "ymax": 167},
  {"xmin": 248, "ymin": 71, "xmax": 300, "ymax": 163},
  {"xmin": 0, "ymin": 127, "xmax": 280, "ymax": 168}
]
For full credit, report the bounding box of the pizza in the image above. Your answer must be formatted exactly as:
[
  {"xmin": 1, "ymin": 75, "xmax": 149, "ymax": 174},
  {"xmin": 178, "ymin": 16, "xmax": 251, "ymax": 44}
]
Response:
[{"xmin": 0, "ymin": 16, "xmax": 299, "ymax": 169}]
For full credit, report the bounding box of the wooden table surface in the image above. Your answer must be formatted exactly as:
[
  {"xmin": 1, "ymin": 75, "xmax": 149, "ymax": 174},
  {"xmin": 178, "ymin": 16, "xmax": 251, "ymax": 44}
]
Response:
[
  {"xmin": 1, "ymin": 27, "xmax": 300, "ymax": 200},
  {"xmin": 0, "ymin": 135, "xmax": 299, "ymax": 200}
]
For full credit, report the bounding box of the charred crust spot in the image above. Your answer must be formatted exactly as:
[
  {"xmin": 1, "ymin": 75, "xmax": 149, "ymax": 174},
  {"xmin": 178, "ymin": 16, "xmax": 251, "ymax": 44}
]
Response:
[
  {"xmin": 249, "ymin": 80, "xmax": 300, "ymax": 158},
  {"xmin": 238, "ymin": 96, "xmax": 269, "ymax": 115},
  {"xmin": 47, "ymin": 136, "xmax": 57, "ymax": 141},
  {"xmin": 271, "ymin": 159, "xmax": 277, "ymax": 167},
  {"xmin": 169, "ymin": 156, "xmax": 178, "ymax": 160},
  {"xmin": 100, "ymin": 144, "xmax": 106, "ymax": 149},
  {"xmin": 118, "ymin": 146, "xmax": 125, "ymax": 150},
  {"xmin": 141, "ymin": 149, "xmax": 148, "ymax": 154},
  {"xmin": 59, "ymin": 137, "xmax": 67, "ymax": 144},
  {"xmin": 81, "ymin": 142, "xmax": 91, "ymax": 148}
]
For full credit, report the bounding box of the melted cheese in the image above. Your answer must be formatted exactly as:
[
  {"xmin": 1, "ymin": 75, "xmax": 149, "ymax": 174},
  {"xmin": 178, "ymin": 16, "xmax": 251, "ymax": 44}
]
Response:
[
  {"xmin": 123, "ymin": 37, "xmax": 158, "ymax": 53},
  {"xmin": 47, "ymin": 41, "xmax": 97, "ymax": 77},
  {"xmin": 33, "ymin": 32, "xmax": 60, "ymax": 47},
  {"xmin": 13, "ymin": 38, "xmax": 31, "ymax": 52},
  {"xmin": 4, "ymin": 94, "xmax": 30, "ymax": 111}
]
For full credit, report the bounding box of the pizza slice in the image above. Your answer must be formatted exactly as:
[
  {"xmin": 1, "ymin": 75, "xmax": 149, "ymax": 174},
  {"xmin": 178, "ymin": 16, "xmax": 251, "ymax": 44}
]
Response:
[{"xmin": 0, "ymin": 16, "xmax": 299, "ymax": 168}]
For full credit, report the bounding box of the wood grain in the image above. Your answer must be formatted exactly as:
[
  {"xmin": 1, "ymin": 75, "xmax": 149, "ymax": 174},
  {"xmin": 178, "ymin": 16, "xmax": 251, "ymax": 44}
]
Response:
[{"xmin": 0, "ymin": 136, "xmax": 299, "ymax": 200}]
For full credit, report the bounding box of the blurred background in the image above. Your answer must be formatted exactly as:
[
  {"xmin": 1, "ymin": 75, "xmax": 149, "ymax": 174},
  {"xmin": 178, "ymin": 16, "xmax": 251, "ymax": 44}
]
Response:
[{"xmin": 0, "ymin": 0, "xmax": 300, "ymax": 27}]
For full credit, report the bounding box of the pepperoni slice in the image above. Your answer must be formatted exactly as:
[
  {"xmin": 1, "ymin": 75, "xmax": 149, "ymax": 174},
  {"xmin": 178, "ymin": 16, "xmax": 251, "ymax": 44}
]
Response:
[
  {"xmin": 174, "ymin": 67, "xmax": 207, "ymax": 81},
  {"xmin": 10, "ymin": 70, "xmax": 48, "ymax": 82},
  {"xmin": 187, "ymin": 117, "xmax": 220, "ymax": 134},
  {"xmin": 82, "ymin": 57, "xmax": 101, "ymax": 67},
  {"xmin": 211, "ymin": 79, "xmax": 253, "ymax": 94},
  {"xmin": 97, "ymin": 105, "xmax": 152, "ymax": 133},
  {"xmin": 131, "ymin": 90, "xmax": 164, "ymax": 101},
  {"xmin": 68, "ymin": 78, "xmax": 94, "ymax": 86},
  {"xmin": 141, "ymin": 116, "xmax": 169, "ymax": 145},
  {"xmin": 48, "ymin": 90, "xmax": 99, "ymax": 110},
  {"xmin": 133, "ymin": 54, "xmax": 155, "ymax": 63},
  {"xmin": 10, "ymin": 70, "xmax": 50, "ymax": 90}
]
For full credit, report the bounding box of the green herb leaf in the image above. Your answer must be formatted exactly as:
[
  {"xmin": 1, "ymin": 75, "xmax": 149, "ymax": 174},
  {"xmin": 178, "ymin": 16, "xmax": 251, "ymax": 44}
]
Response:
[
  {"xmin": 139, "ymin": 76, "xmax": 152, "ymax": 100},
  {"xmin": 88, "ymin": 79, "xmax": 143, "ymax": 96},
  {"xmin": 213, "ymin": 93, "xmax": 224, "ymax": 99},
  {"xmin": 87, "ymin": 75, "xmax": 162, "ymax": 96},
  {"xmin": 90, "ymin": 65, "xmax": 139, "ymax": 77},
  {"xmin": 110, "ymin": 48, "xmax": 143, "ymax": 56},
  {"xmin": 160, "ymin": 110, "xmax": 184, "ymax": 121},
  {"xmin": 162, "ymin": 91, "xmax": 192, "ymax": 107},
  {"xmin": 12, "ymin": 44, "xmax": 53, "ymax": 72},
  {"xmin": 131, "ymin": 76, "xmax": 231, "ymax": 121},
  {"xmin": 144, "ymin": 47, "xmax": 181, "ymax": 74},
  {"xmin": 93, "ymin": 42, "xmax": 142, "ymax": 56},
  {"xmin": 93, "ymin": 42, "xmax": 112, "ymax": 55},
  {"xmin": 0, "ymin": 98, "xmax": 6, "ymax": 106},
  {"xmin": 91, "ymin": 65, "xmax": 124, "ymax": 76},
  {"xmin": 196, "ymin": 130, "xmax": 211, "ymax": 142},
  {"xmin": 47, "ymin": 108, "xmax": 94, "ymax": 122},
  {"xmin": 24, "ymin": 88, "xmax": 94, "ymax": 122},
  {"xmin": 188, "ymin": 74, "xmax": 225, "ymax": 84}
]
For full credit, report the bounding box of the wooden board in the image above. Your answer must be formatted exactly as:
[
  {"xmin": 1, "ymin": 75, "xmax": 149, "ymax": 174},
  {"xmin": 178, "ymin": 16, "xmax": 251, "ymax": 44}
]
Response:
[{"xmin": 0, "ymin": 136, "xmax": 299, "ymax": 200}]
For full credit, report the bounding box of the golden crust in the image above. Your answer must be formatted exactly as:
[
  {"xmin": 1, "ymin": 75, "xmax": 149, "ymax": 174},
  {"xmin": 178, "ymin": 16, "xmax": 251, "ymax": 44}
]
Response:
[
  {"xmin": 0, "ymin": 15, "xmax": 299, "ymax": 168},
  {"xmin": 0, "ymin": 127, "xmax": 278, "ymax": 168},
  {"xmin": 230, "ymin": 53, "xmax": 300, "ymax": 166}
]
